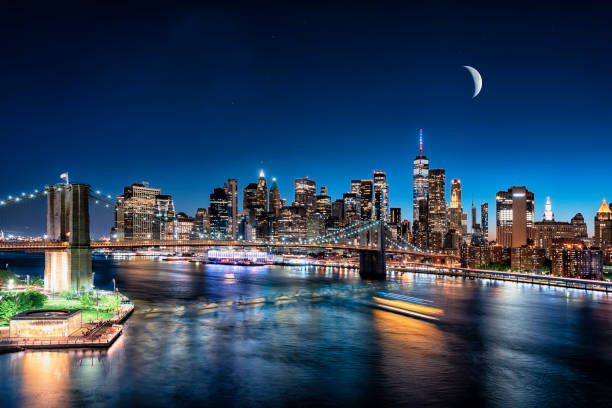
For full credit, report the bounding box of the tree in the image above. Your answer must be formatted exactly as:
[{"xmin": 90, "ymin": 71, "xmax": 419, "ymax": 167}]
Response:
[{"xmin": 17, "ymin": 291, "xmax": 47, "ymax": 310}]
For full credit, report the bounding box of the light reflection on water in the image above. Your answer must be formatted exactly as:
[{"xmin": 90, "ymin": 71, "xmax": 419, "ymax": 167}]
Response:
[{"xmin": 0, "ymin": 254, "xmax": 611, "ymax": 407}]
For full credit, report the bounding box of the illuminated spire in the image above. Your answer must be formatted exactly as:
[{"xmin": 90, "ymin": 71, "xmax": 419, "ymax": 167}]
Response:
[
  {"xmin": 543, "ymin": 196, "xmax": 554, "ymax": 221},
  {"xmin": 259, "ymin": 169, "xmax": 265, "ymax": 178},
  {"xmin": 598, "ymin": 199, "xmax": 611, "ymax": 214},
  {"xmin": 419, "ymin": 128, "xmax": 423, "ymax": 157}
]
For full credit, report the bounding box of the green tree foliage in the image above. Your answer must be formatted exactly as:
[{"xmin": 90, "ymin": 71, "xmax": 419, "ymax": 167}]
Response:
[{"xmin": 0, "ymin": 291, "xmax": 48, "ymax": 325}]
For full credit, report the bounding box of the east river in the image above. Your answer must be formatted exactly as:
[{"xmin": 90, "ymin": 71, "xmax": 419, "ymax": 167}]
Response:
[{"xmin": 1, "ymin": 253, "xmax": 611, "ymax": 407}]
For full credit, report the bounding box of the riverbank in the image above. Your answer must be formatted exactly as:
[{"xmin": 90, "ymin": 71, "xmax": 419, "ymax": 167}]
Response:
[
  {"xmin": 390, "ymin": 263, "xmax": 612, "ymax": 292},
  {"xmin": 0, "ymin": 294, "xmax": 134, "ymax": 353}
]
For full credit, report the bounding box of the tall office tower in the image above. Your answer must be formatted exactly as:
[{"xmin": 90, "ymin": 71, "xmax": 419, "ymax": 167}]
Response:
[
  {"xmin": 243, "ymin": 183, "xmax": 259, "ymax": 218},
  {"xmin": 481, "ymin": 203, "xmax": 489, "ymax": 240},
  {"xmin": 390, "ymin": 208, "xmax": 401, "ymax": 225},
  {"xmin": 351, "ymin": 180, "xmax": 361, "ymax": 195},
  {"xmin": 225, "ymin": 179, "xmax": 238, "ymax": 239},
  {"xmin": 594, "ymin": 199, "xmax": 612, "ymax": 247},
  {"xmin": 316, "ymin": 186, "xmax": 332, "ymax": 217},
  {"xmin": 359, "ymin": 180, "xmax": 374, "ymax": 220},
  {"xmin": 413, "ymin": 128, "xmax": 429, "ymax": 222},
  {"xmin": 427, "ymin": 169, "xmax": 446, "ymax": 250},
  {"xmin": 256, "ymin": 170, "xmax": 268, "ymax": 212},
  {"xmin": 332, "ymin": 199, "xmax": 344, "ymax": 225},
  {"xmin": 471, "ymin": 201, "xmax": 477, "ymax": 232},
  {"xmin": 269, "ymin": 178, "xmax": 281, "ymax": 216},
  {"xmin": 193, "ymin": 208, "xmax": 209, "ymax": 239},
  {"xmin": 152, "ymin": 194, "xmax": 175, "ymax": 239},
  {"xmin": 450, "ymin": 179, "xmax": 462, "ymax": 209},
  {"xmin": 115, "ymin": 183, "xmax": 161, "ymax": 240},
  {"xmin": 209, "ymin": 187, "xmax": 230, "ymax": 239},
  {"xmin": 570, "ymin": 213, "xmax": 588, "ymax": 239},
  {"xmin": 342, "ymin": 193, "xmax": 361, "ymax": 224},
  {"xmin": 495, "ymin": 186, "xmax": 535, "ymax": 247},
  {"xmin": 543, "ymin": 196, "xmax": 554, "ymax": 221},
  {"xmin": 294, "ymin": 178, "xmax": 317, "ymax": 212},
  {"xmin": 373, "ymin": 170, "xmax": 389, "ymax": 221}
]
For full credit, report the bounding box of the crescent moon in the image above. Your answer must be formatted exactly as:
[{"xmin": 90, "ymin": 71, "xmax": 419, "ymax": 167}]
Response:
[{"xmin": 463, "ymin": 65, "xmax": 482, "ymax": 98}]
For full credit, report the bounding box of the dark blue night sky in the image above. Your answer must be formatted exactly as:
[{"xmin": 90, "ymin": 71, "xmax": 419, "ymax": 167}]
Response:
[{"xmin": 1, "ymin": 1, "xmax": 611, "ymax": 237}]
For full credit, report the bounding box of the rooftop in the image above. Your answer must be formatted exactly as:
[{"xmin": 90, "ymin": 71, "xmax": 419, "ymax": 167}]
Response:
[{"xmin": 11, "ymin": 309, "xmax": 81, "ymax": 320}]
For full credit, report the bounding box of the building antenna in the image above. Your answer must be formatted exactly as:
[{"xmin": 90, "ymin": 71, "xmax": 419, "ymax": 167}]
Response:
[{"xmin": 419, "ymin": 128, "xmax": 423, "ymax": 157}]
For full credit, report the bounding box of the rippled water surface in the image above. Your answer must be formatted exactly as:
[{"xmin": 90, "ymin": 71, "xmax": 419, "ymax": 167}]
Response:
[{"xmin": 1, "ymin": 253, "xmax": 611, "ymax": 407}]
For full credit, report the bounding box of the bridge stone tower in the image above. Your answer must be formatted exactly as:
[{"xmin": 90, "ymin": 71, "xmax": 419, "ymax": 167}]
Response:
[
  {"xmin": 45, "ymin": 183, "xmax": 92, "ymax": 293},
  {"xmin": 359, "ymin": 221, "xmax": 386, "ymax": 279},
  {"xmin": 47, "ymin": 183, "xmax": 90, "ymax": 247}
]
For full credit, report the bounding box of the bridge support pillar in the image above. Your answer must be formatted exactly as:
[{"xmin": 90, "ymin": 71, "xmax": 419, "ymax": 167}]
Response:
[
  {"xmin": 44, "ymin": 248, "xmax": 92, "ymax": 293},
  {"xmin": 359, "ymin": 221, "xmax": 386, "ymax": 279}
]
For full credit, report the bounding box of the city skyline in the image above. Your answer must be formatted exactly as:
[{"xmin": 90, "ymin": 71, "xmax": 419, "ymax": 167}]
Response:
[{"xmin": 0, "ymin": 3, "xmax": 611, "ymax": 238}]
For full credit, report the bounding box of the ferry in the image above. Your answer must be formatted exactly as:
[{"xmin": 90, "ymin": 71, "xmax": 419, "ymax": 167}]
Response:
[
  {"xmin": 371, "ymin": 292, "xmax": 444, "ymax": 321},
  {"xmin": 207, "ymin": 250, "xmax": 272, "ymax": 266}
]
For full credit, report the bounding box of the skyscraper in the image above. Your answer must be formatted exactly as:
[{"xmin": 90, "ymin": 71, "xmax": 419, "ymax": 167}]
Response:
[
  {"xmin": 294, "ymin": 178, "xmax": 317, "ymax": 213},
  {"xmin": 471, "ymin": 201, "xmax": 477, "ymax": 233},
  {"xmin": 225, "ymin": 179, "xmax": 238, "ymax": 239},
  {"xmin": 209, "ymin": 187, "xmax": 230, "ymax": 239},
  {"xmin": 256, "ymin": 170, "xmax": 268, "ymax": 212},
  {"xmin": 449, "ymin": 179, "xmax": 463, "ymax": 234},
  {"xmin": 390, "ymin": 208, "xmax": 402, "ymax": 225},
  {"xmin": 269, "ymin": 178, "xmax": 281, "ymax": 217},
  {"xmin": 359, "ymin": 180, "xmax": 373, "ymax": 220},
  {"xmin": 427, "ymin": 168, "xmax": 446, "ymax": 250},
  {"xmin": 115, "ymin": 183, "xmax": 161, "ymax": 240},
  {"xmin": 412, "ymin": 129, "xmax": 429, "ymax": 222},
  {"xmin": 594, "ymin": 199, "xmax": 612, "ymax": 247},
  {"xmin": 412, "ymin": 129, "xmax": 429, "ymax": 249},
  {"xmin": 481, "ymin": 203, "xmax": 489, "ymax": 240},
  {"xmin": 342, "ymin": 193, "xmax": 360, "ymax": 224},
  {"xmin": 543, "ymin": 196, "xmax": 554, "ymax": 221},
  {"xmin": 373, "ymin": 170, "xmax": 389, "ymax": 221},
  {"xmin": 316, "ymin": 186, "xmax": 332, "ymax": 217},
  {"xmin": 496, "ymin": 186, "xmax": 535, "ymax": 247}
]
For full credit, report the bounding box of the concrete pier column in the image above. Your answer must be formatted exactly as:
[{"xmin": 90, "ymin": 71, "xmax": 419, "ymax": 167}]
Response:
[
  {"xmin": 359, "ymin": 221, "xmax": 386, "ymax": 279},
  {"xmin": 44, "ymin": 249, "xmax": 92, "ymax": 293},
  {"xmin": 46, "ymin": 183, "xmax": 90, "ymax": 247}
]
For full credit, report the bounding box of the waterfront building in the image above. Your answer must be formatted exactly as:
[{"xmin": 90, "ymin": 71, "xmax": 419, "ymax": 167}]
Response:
[
  {"xmin": 115, "ymin": 183, "xmax": 161, "ymax": 240},
  {"xmin": 373, "ymin": 170, "xmax": 389, "ymax": 221},
  {"xmin": 413, "ymin": 128, "xmax": 429, "ymax": 223},
  {"xmin": 594, "ymin": 199, "xmax": 612, "ymax": 247},
  {"xmin": 152, "ymin": 194, "xmax": 175, "ymax": 240},
  {"xmin": 461, "ymin": 245, "xmax": 507, "ymax": 269},
  {"xmin": 427, "ymin": 169, "xmax": 446, "ymax": 251},
  {"xmin": 277, "ymin": 205, "xmax": 307, "ymax": 242},
  {"xmin": 226, "ymin": 179, "xmax": 238, "ymax": 239},
  {"xmin": 294, "ymin": 178, "xmax": 317, "ymax": 213},
  {"xmin": 306, "ymin": 213, "xmax": 325, "ymax": 240},
  {"xmin": 166, "ymin": 212, "xmax": 194, "ymax": 240},
  {"xmin": 551, "ymin": 240, "xmax": 603, "ymax": 279},
  {"xmin": 193, "ymin": 208, "xmax": 209, "ymax": 239},
  {"xmin": 209, "ymin": 187, "xmax": 230, "ymax": 239},
  {"xmin": 510, "ymin": 246, "xmax": 546, "ymax": 272},
  {"xmin": 269, "ymin": 178, "xmax": 282, "ymax": 217},
  {"xmin": 496, "ymin": 186, "xmax": 535, "ymax": 248}
]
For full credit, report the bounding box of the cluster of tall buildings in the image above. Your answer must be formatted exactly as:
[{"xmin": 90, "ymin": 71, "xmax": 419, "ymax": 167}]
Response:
[
  {"xmin": 110, "ymin": 129, "xmax": 611, "ymax": 280},
  {"xmin": 112, "ymin": 170, "xmax": 391, "ymax": 245},
  {"xmin": 410, "ymin": 129, "xmax": 488, "ymax": 252}
]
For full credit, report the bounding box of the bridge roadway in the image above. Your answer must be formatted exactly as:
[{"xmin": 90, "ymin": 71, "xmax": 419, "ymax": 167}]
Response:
[{"xmin": 0, "ymin": 239, "xmax": 456, "ymax": 262}]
